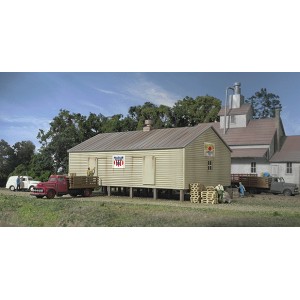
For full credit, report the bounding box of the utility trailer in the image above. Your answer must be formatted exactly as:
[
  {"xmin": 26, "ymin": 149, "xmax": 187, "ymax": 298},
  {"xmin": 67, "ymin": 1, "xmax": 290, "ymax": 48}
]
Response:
[
  {"xmin": 231, "ymin": 174, "xmax": 299, "ymax": 196},
  {"xmin": 31, "ymin": 175, "xmax": 99, "ymax": 199}
]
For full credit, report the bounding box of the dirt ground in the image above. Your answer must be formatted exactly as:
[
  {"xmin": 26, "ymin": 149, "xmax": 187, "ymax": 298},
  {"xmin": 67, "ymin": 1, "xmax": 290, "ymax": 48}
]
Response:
[{"xmin": 1, "ymin": 187, "xmax": 299, "ymax": 207}]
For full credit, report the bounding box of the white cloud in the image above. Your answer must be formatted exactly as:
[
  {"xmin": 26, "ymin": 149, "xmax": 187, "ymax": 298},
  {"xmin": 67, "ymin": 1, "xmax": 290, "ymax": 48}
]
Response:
[
  {"xmin": 94, "ymin": 88, "xmax": 126, "ymax": 97},
  {"xmin": 76, "ymin": 100, "xmax": 111, "ymax": 116},
  {"xmin": 124, "ymin": 75, "xmax": 180, "ymax": 107},
  {"xmin": 0, "ymin": 115, "xmax": 50, "ymax": 126},
  {"xmin": 0, "ymin": 114, "xmax": 51, "ymax": 147}
]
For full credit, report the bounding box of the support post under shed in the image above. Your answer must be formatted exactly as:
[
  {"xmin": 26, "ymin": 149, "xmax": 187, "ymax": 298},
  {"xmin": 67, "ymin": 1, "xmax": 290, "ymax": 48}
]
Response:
[
  {"xmin": 130, "ymin": 187, "xmax": 133, "ymax": 198},
  {"xmin": 153, "ymin": 188, "xmax": 157, "ymax": 200},
  {"xmin": 180, "ymin": 190, "xmax": 185, "ymax": 202}
]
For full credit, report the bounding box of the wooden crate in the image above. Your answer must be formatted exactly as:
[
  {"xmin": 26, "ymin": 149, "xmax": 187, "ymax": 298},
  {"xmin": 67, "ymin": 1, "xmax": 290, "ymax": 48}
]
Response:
[{"xmin": 201, "ymin": 191, "xmax": 218, "ymax": 204}]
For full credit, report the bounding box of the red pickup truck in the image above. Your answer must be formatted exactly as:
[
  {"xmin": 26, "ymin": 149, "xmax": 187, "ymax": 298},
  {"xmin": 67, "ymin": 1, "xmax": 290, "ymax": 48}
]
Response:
[{"xmin": 30, "ymin": 175, "xmax": 99, "ymax": 199}]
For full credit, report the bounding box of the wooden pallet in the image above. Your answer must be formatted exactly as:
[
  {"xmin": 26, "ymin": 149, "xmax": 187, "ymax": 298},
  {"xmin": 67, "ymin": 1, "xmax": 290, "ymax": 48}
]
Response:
[
  {"xmin": 206, "ymin": 186, "xmax": 215, "ymax": 192},
  {"xmin": 189, "ymin": 183, "xmax": 206, "ymax": 203},
  {"xmin": 190, "ymin": 195, "xmax": 201, "ymax": 203},
  {"xmin": 201, "ymin": 191, "xmax": 218, "ymax": 204}
]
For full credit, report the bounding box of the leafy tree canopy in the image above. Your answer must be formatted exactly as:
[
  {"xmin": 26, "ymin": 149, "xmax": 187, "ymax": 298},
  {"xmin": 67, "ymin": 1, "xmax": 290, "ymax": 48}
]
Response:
[{"xmin": 246, "ymin": 88, "xmax": 281, "ymax": 119}]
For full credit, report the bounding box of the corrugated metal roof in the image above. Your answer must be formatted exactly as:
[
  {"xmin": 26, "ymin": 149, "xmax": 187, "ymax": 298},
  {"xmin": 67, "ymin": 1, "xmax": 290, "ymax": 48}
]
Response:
[
  {"xmin": 68, "ymin": 123, "xmax": 226, "ymax": 152},
  {"xmin": 218, "ymin": 103, "xmax": 252, "ymax": 116},
  {"xmin": 212, "ymin": 118, "xmax": 277, "ymax": 146},
  {"xmin": 231, "ymin": 148, "xmax": 268, "ymax": 158},
  {"xmin": 270, "ymin": 136, "xmax": 300, "ymax": 162}
]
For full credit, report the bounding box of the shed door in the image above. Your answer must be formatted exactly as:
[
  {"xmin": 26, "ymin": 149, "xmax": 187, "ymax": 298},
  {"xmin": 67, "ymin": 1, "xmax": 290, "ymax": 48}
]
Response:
[
  {"xmin": 143, "ymin": 156, "xmax": 156, "ymax": 185},
  {"xmin": 88, "ymin": 157, "xmax": 97, "ymax": 175},
  {"xmin": 97, "ymin": 158, "xmax": 107, "ymax": 185}
]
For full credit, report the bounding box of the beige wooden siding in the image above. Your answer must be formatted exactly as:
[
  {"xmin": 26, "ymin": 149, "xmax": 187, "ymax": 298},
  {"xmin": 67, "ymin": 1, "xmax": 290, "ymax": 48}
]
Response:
[
  {"xmin": 184, "ymin": 128, "xmax": 231, "ymax": 188},
  {"xmin": 69, "ymin": 149, "xmax": 184, "ymax": 189}
]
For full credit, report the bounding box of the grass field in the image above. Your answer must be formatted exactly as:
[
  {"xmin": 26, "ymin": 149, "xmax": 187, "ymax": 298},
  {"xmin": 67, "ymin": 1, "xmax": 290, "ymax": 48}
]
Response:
[{"xmin": 1, "ymin": 188, "xmax": 300, "ymax": 226}]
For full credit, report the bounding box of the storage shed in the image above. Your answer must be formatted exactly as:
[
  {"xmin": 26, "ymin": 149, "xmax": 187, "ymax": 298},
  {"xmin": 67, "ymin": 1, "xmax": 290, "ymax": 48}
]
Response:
[{"xmin": 68, "ymin": 123, "xmax": 231, "ymax": 201}]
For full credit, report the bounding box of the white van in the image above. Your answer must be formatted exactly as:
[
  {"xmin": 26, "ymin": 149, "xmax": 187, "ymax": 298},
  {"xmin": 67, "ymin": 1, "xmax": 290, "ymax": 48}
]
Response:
[{"xmin": 6, "ymin": 176, "xmax": 41, "ymax": 192}]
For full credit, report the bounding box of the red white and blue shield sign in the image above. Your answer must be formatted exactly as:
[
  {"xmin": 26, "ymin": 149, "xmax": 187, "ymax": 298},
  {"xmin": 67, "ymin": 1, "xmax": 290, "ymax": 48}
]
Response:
[{"xmin": 112, "ymin": 155, "xmax": 125, "ymax": 168}]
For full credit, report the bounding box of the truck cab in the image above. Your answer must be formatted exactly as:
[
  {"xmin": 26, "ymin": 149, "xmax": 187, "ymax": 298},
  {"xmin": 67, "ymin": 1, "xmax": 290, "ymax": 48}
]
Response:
[
  {"xmin": 270, "ymin": 177, "xmax": 299, "ymax": 196},
  {"xmin": 48, "ymin": 175, "xmax": 68, "ymax": 194}
]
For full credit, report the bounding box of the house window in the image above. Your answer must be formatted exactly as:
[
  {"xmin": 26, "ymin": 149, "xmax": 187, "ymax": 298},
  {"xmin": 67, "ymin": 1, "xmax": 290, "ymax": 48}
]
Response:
[
  {"xmin": 208, "ymin": 160, "xmax": 213, "ymax": 171},
  {"xmin": 251, "ymin": 162, "xmax": 256, "ymax": 173},
  {"xmin": 230, "ymin": 115, "xmax": 236, "ymax": 124},
  {"xmin": 286, "ymin": 162, "xmax": 292, "ymax": 174}
]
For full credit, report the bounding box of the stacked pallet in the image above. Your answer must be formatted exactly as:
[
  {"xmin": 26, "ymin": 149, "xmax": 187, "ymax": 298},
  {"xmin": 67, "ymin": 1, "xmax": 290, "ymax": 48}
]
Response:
[
  {"xmin": 201, "ymin": 190, "xmax": 218, "ymax": 204},
  {"xmin": 189, "ymin": 183, "xmax": 205, "ymax": 203},
  {"xmin": 206, "ymin": 186, "xmax": 215, "ymax": 192}
]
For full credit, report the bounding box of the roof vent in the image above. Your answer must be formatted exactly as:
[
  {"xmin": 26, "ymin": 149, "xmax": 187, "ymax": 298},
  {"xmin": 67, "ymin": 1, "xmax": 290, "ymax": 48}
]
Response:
[
  {"xmin": 234, "ymin": 82, "xmax": 241, "ymax": 95},
  {"xmin": 143, "ymin": 119, "xmax": 153, "ymax": 132}
]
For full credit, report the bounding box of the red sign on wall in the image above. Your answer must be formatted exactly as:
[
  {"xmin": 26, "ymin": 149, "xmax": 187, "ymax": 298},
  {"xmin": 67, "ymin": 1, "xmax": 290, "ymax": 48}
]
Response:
[{"xmin": 112, "ymin": 155, "xmax": 125, "ymax": 168}]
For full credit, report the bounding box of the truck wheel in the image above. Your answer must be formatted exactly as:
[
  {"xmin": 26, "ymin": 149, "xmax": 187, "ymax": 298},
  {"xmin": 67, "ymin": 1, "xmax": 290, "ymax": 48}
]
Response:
[
  {"xmin": 83, "ymin": 189, "xmax": 92, "ymax": 197},
  {"xmin": 46, "ymin": 189, "xmax": 56, "ymax": 199},
  {"xmin": 283, "ymin": 189, "xmax": 292, "ymax": 196},
  {"xmin": 28, "ymin": 185, "xmax": 34, "ymax": 192},
  {"xmin": 9, "ymin": 185, "xmax": 15, "ymax": 191}
]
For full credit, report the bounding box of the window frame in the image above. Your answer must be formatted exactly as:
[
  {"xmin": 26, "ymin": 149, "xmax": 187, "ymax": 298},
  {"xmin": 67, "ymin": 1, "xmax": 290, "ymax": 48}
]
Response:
[
  {"xmin": 208, "ymin": 160, "xmax": 213, "ymax": 171},
  {"xmin": 286, "ymin": 162, "xmax": 292, "ymax": 174},
  {"xmin": 251, "ymin": 162, "xmax": 256, "ymax": 173}
]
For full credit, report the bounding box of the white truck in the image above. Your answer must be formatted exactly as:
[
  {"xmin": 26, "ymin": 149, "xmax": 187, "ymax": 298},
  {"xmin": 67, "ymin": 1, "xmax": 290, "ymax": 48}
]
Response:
[{"xmin": 6, "ymin": 176, "xmax": 41, "ymax": 192}]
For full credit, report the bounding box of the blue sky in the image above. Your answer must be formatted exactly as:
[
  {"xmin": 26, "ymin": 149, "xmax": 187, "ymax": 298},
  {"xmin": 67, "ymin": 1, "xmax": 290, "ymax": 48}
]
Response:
[{"xmin": 1, "ymin": 72, "xmax": 300, "ymax": 148}]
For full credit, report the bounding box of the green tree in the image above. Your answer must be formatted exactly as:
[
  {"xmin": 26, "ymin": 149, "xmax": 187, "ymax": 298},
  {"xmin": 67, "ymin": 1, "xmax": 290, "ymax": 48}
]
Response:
[
  {"xmin": 102, "ymin": 114, "xmax": 124, "ymax": 133},
  {"xmin": 128, "ymin": 102, "xmax": 173, "ymax": 130},
  {"xmin": 12, "ymin": 141, "xmax": 35, "ymax": 168},
  {"xmin": 28, "ymin": 149, "xmax": 54, "ymax": 181},
  {"xmin": 246, "ymin": 88, "xmax": 281, "ymax": 119},
  {"xmin": 37, "ymin": 110, "xmax": 88, "ymax": 172},
  {"xmin": 0, "ymin": 139, "xmax": 15, "ymax": 186},
  {"xmin": 172, "ymin": 95, "xmax": 221, "ymax": 127}
]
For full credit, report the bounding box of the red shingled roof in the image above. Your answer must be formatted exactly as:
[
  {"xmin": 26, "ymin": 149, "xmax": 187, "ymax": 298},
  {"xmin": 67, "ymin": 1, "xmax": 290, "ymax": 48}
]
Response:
[
  {"xmin": 212, "ymin": 118, "xmax": 277, "ymax": 146},
  {"xmin": 68, "ymin": 123, "xmax": 231, "ymax": 153},
  {"xmin": 218, "ymin": 103, "xmax": 252, "ymax": 116},
  {"xmin": 270, "ymin": 136, "xmax": 300, "ymax": 162},
  {"xmin": 231, "ymin": 148, "xmax": 268, "ymax": 158}
]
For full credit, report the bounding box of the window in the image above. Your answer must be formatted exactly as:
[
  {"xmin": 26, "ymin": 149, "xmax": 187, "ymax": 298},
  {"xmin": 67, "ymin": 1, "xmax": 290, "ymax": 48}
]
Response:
[
  {"xmin": 286, "ymin": 162, "xmax": 292, "ymax": 174},
  {"xmin": 208, "ymin": 160, "xmax": 213, "ymax": 171},
  {"xmin": 230, "ymin": 115, "xmax": 236, "ymax": 124},
  {"xmin": 251, "ymin": 162, "xmax": 256, "ymax": 173}
]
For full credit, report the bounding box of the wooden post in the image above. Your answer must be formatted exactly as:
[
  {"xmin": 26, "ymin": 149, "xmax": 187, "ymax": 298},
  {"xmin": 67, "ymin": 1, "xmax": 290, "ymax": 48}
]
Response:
[
  {"xmin": 130, "ymin": 187, "xmax": 133, "ymax": 198},
  {"xmin": 107, "ymin": 186, "xmax": 111, "ymax": 197},
  {"xmin": 180, "ymin": 190, "xmax": 185, "ymax": 202},
  {"xmin": 153, "ymin": 188, "xmax": 157, "ymax": 200}
]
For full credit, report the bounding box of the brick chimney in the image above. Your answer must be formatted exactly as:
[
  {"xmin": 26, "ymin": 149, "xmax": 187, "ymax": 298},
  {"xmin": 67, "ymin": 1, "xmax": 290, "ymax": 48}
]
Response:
[{"xmin": 143, "ymin": 119, "xmax": 153, "ymax": 132}]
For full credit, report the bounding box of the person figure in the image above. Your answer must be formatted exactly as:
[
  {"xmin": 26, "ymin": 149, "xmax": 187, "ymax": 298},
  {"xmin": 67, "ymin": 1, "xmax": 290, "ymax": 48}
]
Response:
[
  {"xmin": 16, "ymin": 175, "xmax": 21, "ymax": 192},
  {"xmin": 215, "ymin": 183, "xmax": 224, "ymax": 203},
  {"xmin": 238, "ymin": 182, "xmax": 246, "ymax": 197},
  {"xmin": 87, "ymin": 167, "xmax": 95, "ymax": 176},
  {"xmin": 20, "ymin": 176, "xmax": 24, "ymax": 190}
]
